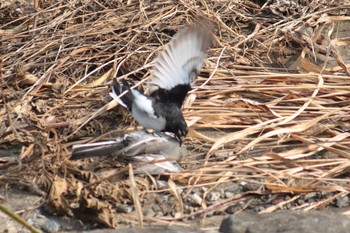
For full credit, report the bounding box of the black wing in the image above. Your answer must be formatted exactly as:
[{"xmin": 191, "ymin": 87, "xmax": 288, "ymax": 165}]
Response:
[{"xmin": 147, "ymin": 21, "xmax": 213, "ymax": 107}]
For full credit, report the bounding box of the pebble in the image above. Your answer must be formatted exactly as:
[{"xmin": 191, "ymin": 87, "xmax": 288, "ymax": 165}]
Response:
[
  {"xmin": 224, "ymin": 183, "xmax": 241, "ymax": 193},
  {"xmin": 335, "ymin": 195, "xmax": 349, "ymax": 208},
  {"xmin": 304, "ymin": 192, "xmax": 317, "ymax": 201},
  {"xmin": 225, "ymin": 191, "xmax": 234, "ymax": 198},
  {"xmin": 143, "ymin": 208, "xmax": 156, "ymax": 217},
  {"xmin": 253, "ymin": 206, "xmax": 265, "ymax": 212},
  {"xmin": 225, "ymin": 205, "xmax": 238, "ymax": 214},
  {"xmin": 70, "ymin": 202, "xmax": 80, "ymax": 209},
  {"xmin": 156, "ymin": 180, "xmax": 169, "ymax": 189},
  {"xmin": 31, "ymin": 214, "xmax": 60, "ymax": 233},
  {"xmin": 240, "ymin": 181, "xmax": 247, "ymax": 186},
  {"xmin": 116, "ymin": 204, "xmax": 133, "ymax": 213},
  {"xmin": 297, "ymin": 199, "xmax": 305, "ymax": 205},
  {"xmin": 189, "ymin": 193, "xmax": 203, "ymax": 206},
  {"xmin": 159, "ymin": 194, "xmax": 170, "ymax": 203},
  {"xmin": 206, "ymin": 192, "xmax": 221, "ymax": 202}
]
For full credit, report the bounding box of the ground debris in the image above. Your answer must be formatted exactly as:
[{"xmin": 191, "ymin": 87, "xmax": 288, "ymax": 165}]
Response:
[{"xmin": 1, "ymin": 0, "xmax": 350, "ymax": 229}]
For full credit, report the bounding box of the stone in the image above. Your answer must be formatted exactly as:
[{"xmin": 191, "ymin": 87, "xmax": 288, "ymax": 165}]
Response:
[{"xmin": 219, "ymin": 211, "xmax": 350, "ymax": 233}]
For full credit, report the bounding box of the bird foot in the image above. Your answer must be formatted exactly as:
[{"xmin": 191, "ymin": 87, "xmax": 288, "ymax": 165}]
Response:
[{"xmin": 143, "ymin": 128, "xmax": 161, "ymax": 137}]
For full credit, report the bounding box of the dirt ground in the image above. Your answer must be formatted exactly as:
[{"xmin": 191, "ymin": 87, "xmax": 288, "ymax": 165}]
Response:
[
  {"xmin": 1, "ymin": 0, "xmax": 350, "ymax": 232},
  {"xmin": 1, "ymin": 186, "xmax": 350, "ymax": 232}
]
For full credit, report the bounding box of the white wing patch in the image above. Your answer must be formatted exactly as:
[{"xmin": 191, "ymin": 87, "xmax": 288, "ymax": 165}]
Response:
[
  {"xmin": 130, "ymin": 89, "xmax": 166, "ymax": 131},
  {"xmin": 131, "ymin": 90, "xmax": 156, "ymax": 118},
  {"xmin": 147, "ymin": 23, "xmax": 212, "ymax": 94},
  {"xmin": 110, "ymin": 85, "xmax": 166, "ymax": 131}
]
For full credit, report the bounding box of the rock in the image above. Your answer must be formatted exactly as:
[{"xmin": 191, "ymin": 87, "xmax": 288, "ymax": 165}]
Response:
[
  {"xmin": 83, "ymin": 226, "xmax": 207, "ymax": 233},
  {"xmin": 33, "ymin": 215, "xmax": 61, "ymax": 233},
  {"xmin": 335, "ymin": 196, "xmax": 349, "ymax": 208},
  {"xmin": 143, "ymin": 208, "xmax": 156, "ymax": 217},
  {"xmin": 224, "ymin": 192, "xmax": 234, "ymax": 198},
  {"xmin": 303, "ymin": 192, "xmax": 317, "ymax": 201},
  {"xmin": 116, "ymin": 204, "xmax": 133, "ymax": 213},
  {"xmin": 219, "ymin": 211, "xmax": 350, "ymax": 233},
  {"xmin": 224, "ymin": 183, "xmax": 241, "ymax": 194},
  {"xmin": 225, "ymin": 205, "xmax": 239, "ymax": 214},
  {"xmin": 188, "ymin": 193, "xmax": 203, "ymax": 206},
  {"xmin": 206, "ymin": 192, "xmax": 221, "ymax": 202},
  {"xmin": 156, "ymin": 180, "xmax": 169, "ymax": 189},
  {"xmin": 253, "ymin": 206, "xmax": 265, "ymax": 212}
]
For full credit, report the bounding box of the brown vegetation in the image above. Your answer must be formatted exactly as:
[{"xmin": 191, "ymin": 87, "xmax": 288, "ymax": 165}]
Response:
[{"xmin": 1, "ymin": 0, "xmax": 350, "ymax": 228}]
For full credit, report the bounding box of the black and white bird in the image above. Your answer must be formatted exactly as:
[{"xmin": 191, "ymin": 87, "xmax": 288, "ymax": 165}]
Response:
[{"xmin": 110, "ymin": 21, "xmax": 213, "ymax": 144}]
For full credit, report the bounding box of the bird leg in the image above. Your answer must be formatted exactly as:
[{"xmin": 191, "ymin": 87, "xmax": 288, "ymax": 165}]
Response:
[
  {"xmin": 143, "ymin": 128, "xmax": 166, "ymax": 139},
  {"xmin": 143, "ymin": 127, "xmax": 156, "ymax": 135}
]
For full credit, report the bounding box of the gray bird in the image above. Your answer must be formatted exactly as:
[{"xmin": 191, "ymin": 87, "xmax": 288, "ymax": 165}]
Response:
[{"xmin": 71, "ymin": 130, "xmax": 186, "ymax": 174}]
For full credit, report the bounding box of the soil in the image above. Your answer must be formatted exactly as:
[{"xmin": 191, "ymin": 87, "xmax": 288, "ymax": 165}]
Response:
[
  {"xmin": 1, "ymin": 1, "xmax": 350, "ymax": 232},
  {"xmin": 1, "ymin": 187, "xmax": 350, "ymax": 232}
]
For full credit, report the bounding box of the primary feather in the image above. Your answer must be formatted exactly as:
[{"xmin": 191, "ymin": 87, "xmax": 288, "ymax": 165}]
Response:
[{"xmin": 147, "ymin": 22, "xmax": 213, "ymax": 97}]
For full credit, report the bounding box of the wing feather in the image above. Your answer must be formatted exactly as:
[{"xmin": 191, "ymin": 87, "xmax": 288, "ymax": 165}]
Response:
[{"xmin": 147, "ymin": 22, "xmax": 213, "ymax": 95}]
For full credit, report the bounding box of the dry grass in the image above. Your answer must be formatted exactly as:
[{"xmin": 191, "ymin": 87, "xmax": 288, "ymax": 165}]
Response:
[{"xmin": 1, "ymin": 0, "xmax": 350, "ymax": 228}]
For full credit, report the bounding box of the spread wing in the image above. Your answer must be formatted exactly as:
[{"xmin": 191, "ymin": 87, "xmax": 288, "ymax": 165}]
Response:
[{"xmin": 147, "ymin": 22, "xmax": 213, "ymax": 106}]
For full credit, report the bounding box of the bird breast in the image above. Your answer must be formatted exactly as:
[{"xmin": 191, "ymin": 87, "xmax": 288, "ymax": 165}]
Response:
[{"xmin": 131, "ymin": 103, "xmax": 166, "ymax": 132}]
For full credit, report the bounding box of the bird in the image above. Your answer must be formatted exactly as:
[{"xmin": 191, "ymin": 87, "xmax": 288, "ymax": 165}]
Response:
[
  {"xmin": 70, "ymin": 130, "xmax": 186, "ymax": 174},
  {"xmin": 110, "ymin": 21, "xmax": 213, "ymax": 144}
]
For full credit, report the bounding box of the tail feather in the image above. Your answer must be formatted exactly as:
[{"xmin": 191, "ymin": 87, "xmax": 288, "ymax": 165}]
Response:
[
  {"xmin": 70, "ymin": 140, "xmax": 124, "ymax": 160},
  {"xmin": 110, "ymin": 79, "xmax": 134, "ymax": 110}
]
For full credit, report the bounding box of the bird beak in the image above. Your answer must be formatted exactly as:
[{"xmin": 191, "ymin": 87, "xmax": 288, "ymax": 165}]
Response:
[{"xmin": 174, "ymin": 133, "xmax": 183, "ymax": 146}]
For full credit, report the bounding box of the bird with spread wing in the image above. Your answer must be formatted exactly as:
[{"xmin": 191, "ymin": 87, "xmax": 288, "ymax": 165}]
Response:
[{"xmin": 110, "ymin": 21, "xmax": 213, "ymax": 144}]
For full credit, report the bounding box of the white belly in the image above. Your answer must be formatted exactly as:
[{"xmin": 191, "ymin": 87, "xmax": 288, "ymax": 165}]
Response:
[
  {"xmin": 132, "ymin": 105, "xmax": 166, "ymax": 132},
  {"xmin": 129, "ymin": 89, "xmax": 166, "ymax": 131}
]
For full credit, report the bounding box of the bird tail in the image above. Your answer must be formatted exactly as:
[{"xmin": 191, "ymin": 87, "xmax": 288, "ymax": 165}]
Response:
[
  {"xmin": 70, "ymin": 140, "xmax": 124, "ymax": 160},
  {"xmin": 110, "ymin": 79, "xmax": 134, "ymax": 110}
]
